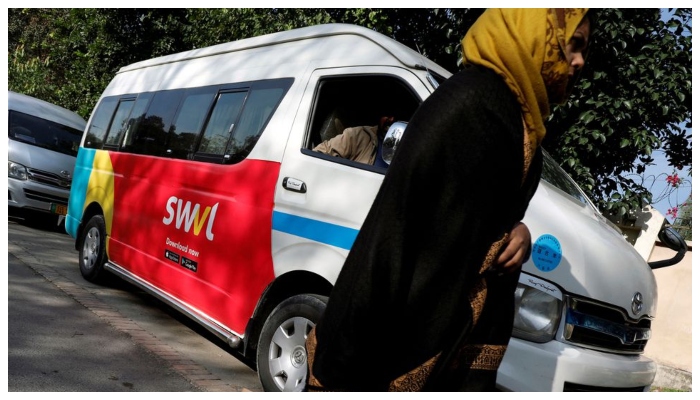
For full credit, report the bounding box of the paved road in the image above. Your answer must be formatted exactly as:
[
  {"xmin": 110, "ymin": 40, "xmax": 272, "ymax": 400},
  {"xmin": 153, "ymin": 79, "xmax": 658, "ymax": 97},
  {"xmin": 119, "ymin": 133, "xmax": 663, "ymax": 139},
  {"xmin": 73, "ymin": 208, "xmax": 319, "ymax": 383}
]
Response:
[{"xmin": 7, "ymin": 218, "xmax": 263, "ymax": 392}]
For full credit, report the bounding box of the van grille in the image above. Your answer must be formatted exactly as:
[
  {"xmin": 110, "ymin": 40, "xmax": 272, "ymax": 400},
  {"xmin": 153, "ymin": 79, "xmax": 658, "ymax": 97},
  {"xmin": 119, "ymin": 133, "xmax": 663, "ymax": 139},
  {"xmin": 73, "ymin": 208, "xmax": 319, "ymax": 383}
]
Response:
[
  {"xmin": 563, "ymin": 297, "xmax": 651, "ymax": 354},
  {"xmin": 23, "ymin": 189, "xmax": 68, "ymax": 205},
  {"xmin": 27, "ymin": 168, "xmax": 72, "ymax": 190}
]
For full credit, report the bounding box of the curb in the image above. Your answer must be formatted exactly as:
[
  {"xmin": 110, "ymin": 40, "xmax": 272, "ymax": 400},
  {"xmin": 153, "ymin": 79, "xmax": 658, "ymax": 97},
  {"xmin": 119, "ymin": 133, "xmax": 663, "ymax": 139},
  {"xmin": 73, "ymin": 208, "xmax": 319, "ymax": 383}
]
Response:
[{"xmin": 652, "ymin": 363, "xmax": 692, "ymax": 392}]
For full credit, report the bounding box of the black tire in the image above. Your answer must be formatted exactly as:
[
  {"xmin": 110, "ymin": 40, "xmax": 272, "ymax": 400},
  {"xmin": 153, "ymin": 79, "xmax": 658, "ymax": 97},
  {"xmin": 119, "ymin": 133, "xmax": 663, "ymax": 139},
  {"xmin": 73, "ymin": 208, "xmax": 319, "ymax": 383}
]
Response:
[
  {"xmin": 78, "ymin": 214, "xmax": 109, "ymax": 283},
  {"xmin": 257, "ymin": 294, "xmax": 327, "ymax": 392}
]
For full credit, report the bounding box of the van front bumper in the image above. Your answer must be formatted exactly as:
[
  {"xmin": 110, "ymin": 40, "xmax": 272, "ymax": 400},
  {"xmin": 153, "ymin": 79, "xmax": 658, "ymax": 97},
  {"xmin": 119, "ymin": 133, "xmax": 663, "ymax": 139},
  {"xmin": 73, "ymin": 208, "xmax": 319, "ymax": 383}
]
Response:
[
  {"xmin": 8, "ymin": 177, "xmax": 70, "ymax": 214},
  {"xmin": 497, "ymin": 337, "xmax": 656, "ymax": 391}
]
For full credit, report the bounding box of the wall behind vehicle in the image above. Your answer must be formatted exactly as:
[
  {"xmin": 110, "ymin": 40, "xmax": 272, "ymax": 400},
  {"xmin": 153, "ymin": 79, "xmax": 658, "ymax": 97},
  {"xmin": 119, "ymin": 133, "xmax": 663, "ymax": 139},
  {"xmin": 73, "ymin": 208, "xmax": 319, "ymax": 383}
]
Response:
[{"xmin": 644, "ymin": 241, "xmax": 692, "ymax": 391}]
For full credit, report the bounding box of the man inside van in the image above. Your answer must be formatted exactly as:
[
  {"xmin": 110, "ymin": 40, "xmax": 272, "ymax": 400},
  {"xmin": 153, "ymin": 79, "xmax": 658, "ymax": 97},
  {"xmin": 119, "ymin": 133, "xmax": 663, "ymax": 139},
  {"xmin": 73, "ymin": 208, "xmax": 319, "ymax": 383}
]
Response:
[{"xmin": 313, "ymin": 115, "xmax": 394, "ymax": 167}]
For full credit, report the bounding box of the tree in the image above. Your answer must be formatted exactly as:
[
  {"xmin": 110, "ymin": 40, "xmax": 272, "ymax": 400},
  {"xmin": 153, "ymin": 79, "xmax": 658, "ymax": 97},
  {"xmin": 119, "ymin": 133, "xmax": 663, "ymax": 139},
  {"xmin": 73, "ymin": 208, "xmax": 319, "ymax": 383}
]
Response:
[
  {"xmin": 9, "ymin": 9, "xmax": 199, "ymax": 116},
  {"xmin": 8, "ymin": 9, "xmax": 70, "ymax": 109},
  {"xmin": 8, "ymin": 8, "xmax": 692, "ymax": 222},
  {"xmin": 181, "ymin": 8, "xmax": 335, "ymax": 49},
  {"xmin": 542, "ymin": 8, "xmax": 692, "ymax": 221},
  {"xmin": 673, "ymin": 193, "xmax": 692, "ymax": 241}
]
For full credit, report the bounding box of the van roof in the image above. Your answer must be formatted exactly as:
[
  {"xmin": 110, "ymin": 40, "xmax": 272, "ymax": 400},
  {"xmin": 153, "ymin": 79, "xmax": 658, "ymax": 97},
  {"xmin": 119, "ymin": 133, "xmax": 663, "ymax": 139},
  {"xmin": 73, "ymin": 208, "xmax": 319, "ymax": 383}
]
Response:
[
  {"xmin": 8, "ymin": 91, "xmax": 87, "ymax": 131},
  {"xmin": 118, "ymin": 23, "xmax": 452, "ymax": 78}
]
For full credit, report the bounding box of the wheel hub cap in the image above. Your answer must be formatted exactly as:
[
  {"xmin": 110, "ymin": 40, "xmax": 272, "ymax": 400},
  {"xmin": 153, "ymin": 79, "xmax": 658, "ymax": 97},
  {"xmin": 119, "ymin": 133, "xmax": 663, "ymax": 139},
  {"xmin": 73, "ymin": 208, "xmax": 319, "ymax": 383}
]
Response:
[{"xmin": 291, "ymin": 345, "xmax": 306, "ymax": 368}]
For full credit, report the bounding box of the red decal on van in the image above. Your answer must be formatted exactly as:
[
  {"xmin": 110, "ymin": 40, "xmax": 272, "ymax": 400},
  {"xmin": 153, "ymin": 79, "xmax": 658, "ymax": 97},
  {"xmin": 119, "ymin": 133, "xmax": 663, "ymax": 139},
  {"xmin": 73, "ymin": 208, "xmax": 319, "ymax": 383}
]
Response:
[{"xmin": 106, "ymin": 154, "xmax": 280, "ymax": 332}]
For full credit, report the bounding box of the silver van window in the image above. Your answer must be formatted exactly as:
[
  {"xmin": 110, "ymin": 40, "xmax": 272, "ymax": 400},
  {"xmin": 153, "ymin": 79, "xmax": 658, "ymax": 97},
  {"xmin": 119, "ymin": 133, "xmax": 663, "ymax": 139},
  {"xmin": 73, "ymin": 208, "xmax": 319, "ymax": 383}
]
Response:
[{"xmin": 9, "ymin": 110, "xmax": 83, "ymax": 157}]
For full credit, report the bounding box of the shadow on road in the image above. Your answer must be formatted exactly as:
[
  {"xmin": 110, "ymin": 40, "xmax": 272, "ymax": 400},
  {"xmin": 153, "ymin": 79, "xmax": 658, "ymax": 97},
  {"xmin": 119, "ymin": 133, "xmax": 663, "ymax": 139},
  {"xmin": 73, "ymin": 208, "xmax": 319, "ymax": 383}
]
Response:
[{"xmin": 9, "ymin": 209, "xmax": 69, "ymax": 234}]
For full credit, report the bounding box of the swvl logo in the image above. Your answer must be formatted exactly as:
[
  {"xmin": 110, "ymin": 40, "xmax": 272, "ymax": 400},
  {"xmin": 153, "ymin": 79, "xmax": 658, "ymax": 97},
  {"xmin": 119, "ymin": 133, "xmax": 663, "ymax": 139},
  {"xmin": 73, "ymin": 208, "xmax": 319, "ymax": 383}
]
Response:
[{"xmin": 162, "ymin": 196, "xmax": 219, "ymax": 241}]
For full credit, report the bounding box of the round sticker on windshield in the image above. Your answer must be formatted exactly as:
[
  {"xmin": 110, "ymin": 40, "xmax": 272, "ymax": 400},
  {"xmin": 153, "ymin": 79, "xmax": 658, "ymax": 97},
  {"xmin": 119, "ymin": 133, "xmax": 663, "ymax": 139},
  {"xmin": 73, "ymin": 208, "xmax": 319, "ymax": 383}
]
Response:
[{"xmin": 532, "ymin": 234, "xmax": 562, "ymax": 272}]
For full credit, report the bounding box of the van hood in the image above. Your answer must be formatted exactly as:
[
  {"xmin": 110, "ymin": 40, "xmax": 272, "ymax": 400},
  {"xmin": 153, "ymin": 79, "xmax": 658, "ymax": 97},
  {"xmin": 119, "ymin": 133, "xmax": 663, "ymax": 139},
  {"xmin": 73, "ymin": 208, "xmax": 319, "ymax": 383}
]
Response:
[
  {"xmin": 8, "ymin": 139, "xmax": 77, "ymax": 178},
  {"xmin": 521, "ymin": 181, "xmax": 657, "ymax": 320}
]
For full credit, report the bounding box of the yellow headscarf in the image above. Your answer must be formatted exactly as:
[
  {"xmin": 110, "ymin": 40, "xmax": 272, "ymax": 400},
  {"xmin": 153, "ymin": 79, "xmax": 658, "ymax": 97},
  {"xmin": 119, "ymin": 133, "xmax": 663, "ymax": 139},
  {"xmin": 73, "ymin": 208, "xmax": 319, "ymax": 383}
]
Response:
[{"xmin": 462, "ymin": 8, "xmax": 588, "ymax": 150}]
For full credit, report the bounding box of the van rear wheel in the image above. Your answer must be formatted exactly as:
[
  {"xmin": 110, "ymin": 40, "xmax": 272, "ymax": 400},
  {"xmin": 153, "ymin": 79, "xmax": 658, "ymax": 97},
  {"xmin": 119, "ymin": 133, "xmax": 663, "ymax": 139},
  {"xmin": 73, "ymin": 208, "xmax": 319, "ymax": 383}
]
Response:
[
  {"xmin": 79, "ymin": 215, "xmax": 109, "ymax": 283},
  {"xmin": 257, "ymin": 294, "xmax": 327, "ymax": 392}
]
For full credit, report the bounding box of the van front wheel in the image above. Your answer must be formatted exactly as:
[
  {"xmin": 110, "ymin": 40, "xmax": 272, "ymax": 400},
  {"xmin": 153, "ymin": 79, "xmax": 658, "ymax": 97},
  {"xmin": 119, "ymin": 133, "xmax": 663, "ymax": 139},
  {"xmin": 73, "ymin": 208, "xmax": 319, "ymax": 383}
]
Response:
[
  {"xmin": 257, "ymin": 294, "xmax": 327, "ymax": 392},
  {"xmin": 79, "ymin": 215, "xmax": 109, "ymax": 283}
]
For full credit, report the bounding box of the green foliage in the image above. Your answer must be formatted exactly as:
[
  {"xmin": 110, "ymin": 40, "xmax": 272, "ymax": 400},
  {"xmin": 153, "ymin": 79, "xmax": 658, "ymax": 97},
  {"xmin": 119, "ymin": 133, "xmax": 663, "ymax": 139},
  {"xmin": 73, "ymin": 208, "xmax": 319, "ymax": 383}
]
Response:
[
  {"xmin": 182, "ymin": 9, "xmax": 335, "ymax": 49},
  {"xmin": 543, "ymin": 8, "xmax": 692, "ymax": 220},
  {"xmin": 8, "ymin": 9, "xmax": 67, "ymax": 108},
  {"xmin": 7, "ymin": 8, "xmax": 691, "ymax": 222}
]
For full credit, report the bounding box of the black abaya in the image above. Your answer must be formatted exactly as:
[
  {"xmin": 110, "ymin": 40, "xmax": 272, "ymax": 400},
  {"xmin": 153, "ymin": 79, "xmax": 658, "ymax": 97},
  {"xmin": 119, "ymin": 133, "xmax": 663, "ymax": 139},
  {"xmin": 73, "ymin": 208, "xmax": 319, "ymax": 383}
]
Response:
[{"xmin": 308, "ymin": 65, "xmax": 543, "ymax": 391}]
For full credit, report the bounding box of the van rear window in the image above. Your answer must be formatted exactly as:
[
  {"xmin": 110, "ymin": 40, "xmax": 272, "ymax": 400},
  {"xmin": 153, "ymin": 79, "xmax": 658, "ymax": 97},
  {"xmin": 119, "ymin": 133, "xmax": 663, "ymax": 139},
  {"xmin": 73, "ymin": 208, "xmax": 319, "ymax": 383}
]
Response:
[{"xmin": 9, "ymin": 110, "xmax": 83, "ymax": 157}]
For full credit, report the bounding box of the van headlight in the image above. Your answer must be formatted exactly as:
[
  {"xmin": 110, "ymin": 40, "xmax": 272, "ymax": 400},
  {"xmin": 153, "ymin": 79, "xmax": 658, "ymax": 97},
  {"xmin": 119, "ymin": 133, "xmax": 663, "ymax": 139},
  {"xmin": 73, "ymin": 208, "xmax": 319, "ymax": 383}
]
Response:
[
  {"xmin": 512, "ymin": 283, "xmax": 562, "ymax": 343},
  {"xmin": 8, "ymin": 161, "xmax": 28, "ymax": 180}
]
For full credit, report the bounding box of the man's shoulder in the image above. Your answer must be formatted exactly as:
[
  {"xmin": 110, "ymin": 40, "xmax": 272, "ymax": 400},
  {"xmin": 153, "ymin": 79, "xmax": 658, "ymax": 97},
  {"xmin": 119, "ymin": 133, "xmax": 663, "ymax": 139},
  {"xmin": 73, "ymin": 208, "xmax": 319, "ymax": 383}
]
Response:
[
  {"xmin": 343, "ymin": 125, "xmax": 377, "ymax": 138},
  {"xmin": 344, "ymin": 125, "xmax": 376, "ymax": 133}
]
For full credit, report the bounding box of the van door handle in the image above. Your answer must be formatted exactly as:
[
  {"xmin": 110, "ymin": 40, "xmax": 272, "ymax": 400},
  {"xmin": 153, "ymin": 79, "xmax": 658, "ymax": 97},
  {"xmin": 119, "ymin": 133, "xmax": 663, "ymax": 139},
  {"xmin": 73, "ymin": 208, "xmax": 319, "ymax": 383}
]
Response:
[{"xmin": 282, "ymin": 177, "xmax": 307, "ymax": 193}]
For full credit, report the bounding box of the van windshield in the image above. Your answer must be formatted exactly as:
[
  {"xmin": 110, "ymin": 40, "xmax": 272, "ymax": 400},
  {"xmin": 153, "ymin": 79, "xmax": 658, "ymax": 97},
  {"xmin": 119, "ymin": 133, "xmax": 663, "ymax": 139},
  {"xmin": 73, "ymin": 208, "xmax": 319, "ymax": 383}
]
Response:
[
  {"xmin": 9, "ymin": 110, "xmax": 83, "ymax": 157},
  {"xmin": 541, "ymin": 150, "xmax": 590, "ymax": 206}
]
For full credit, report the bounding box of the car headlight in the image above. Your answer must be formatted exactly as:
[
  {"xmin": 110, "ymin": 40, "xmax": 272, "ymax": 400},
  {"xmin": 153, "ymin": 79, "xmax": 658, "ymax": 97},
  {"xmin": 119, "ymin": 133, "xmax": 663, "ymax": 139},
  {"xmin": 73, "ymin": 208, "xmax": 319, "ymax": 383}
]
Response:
[
  {"xmin": 9, "ymin": 161, "xmax": 28, "ymax": 180},
  {"xmin": 512, "ymin": 282, "xmax": 563, "ymax": 343}
]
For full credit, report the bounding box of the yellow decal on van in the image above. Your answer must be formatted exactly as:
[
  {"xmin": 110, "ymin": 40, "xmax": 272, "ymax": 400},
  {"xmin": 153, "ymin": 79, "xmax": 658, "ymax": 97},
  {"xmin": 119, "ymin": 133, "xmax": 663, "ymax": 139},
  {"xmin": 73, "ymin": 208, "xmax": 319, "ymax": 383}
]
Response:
[{"xmin": 84, "ymin": 150, "xmax": 115, "ymax": 253}]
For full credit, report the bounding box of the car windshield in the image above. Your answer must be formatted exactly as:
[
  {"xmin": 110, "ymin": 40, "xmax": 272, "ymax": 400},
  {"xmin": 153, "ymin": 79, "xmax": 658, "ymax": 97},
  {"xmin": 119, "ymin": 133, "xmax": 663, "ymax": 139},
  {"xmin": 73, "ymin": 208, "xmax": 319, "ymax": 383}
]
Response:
[
  {"xmin": 541, "ymin": 150, "xmax": 591, "ymax": 206},
  {"xmin": 9, "ymin": 110, "xmax": 83, "ymax": 157}
]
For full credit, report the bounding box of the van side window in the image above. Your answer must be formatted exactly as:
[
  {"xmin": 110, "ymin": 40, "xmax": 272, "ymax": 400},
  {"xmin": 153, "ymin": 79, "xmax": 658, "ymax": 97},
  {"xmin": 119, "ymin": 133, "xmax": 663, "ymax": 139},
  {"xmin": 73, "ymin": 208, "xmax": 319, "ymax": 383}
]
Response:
[
  {"xmin": 120, "ymin": 93, "xmax": 152, "ymax": 151},
  {"xmin": 224, "ymin": 86, "xmax": 285, "ymax": 164},
  {"xmin": 85, "ymin": 78, "xmax": 292, "ymax": 164},
  {"xmin": 103, "ymin": 99, "xmax": 135, "ymax": 149},
  {"xmin": 304, "ymin": 75, "xmax": 421, "ymax": 171},
  {"xmin": 167, "ymin": 89, "xmax": 216, "ymax": 160},
  {"xmin": 196, "ymin": 90, "xmax": 247, "ymax": 161},
  {"xmin": 128, "ymin": 89, "xmax": 184, "ymax": 156},
  {"xmin": 85, "ymin": 97, "xmax": 118, "ymax": 149}
]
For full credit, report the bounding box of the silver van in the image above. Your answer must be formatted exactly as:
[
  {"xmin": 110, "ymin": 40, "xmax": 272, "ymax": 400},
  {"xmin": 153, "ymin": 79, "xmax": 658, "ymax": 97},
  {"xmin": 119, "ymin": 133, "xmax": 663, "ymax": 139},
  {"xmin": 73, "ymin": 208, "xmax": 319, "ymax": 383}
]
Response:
[{"xmin": 8, "ymin": 91, "xmax": 86, "ymax": 227}]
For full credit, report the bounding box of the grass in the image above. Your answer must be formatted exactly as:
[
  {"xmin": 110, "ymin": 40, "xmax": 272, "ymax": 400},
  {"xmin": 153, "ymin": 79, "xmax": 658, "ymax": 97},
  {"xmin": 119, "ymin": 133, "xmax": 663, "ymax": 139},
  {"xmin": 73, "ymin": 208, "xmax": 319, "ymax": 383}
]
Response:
[{"xmin": 651, "ymin": 386, "xmax": 690, "ymax": 392}]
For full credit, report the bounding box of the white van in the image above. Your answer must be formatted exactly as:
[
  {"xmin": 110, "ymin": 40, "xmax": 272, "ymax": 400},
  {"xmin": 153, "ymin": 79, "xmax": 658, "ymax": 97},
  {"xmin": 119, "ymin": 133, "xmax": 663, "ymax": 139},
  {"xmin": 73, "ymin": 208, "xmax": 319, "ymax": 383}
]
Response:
[
  {"xmin": 8, "ymin": 91, "xmax": 86, "ymax": 227},
  {"xmin": 66, "ymin": 23, "xmax": 680, "ymax": 392}
]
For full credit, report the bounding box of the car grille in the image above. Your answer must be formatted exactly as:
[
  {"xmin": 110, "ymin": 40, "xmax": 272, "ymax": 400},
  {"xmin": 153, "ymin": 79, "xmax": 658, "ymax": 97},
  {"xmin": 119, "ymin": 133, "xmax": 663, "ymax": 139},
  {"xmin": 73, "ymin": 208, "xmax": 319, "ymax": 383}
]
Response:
[
  {"xmin": 27, "ymin": 168, "xmax": 72, "ymax": 190},
  {"xmin": 23, "ymin": 188, "xmax": 68, "ymax": 205},
  {"xmin": 563, "ymin": 296, "xmax": 651, "ymax": 354}
]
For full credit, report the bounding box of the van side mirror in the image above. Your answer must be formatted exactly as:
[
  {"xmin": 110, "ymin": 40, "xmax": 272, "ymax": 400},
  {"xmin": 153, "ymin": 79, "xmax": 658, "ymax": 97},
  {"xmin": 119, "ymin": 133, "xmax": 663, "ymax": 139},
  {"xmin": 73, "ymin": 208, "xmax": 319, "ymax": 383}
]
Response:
[
  {"xmin": 648, "ymin": 226, "xmax": 688, "ymax": 270},
  {"xmin": 659, "ymin": 226, "xmax": 686, "ymax": 251},
  {"xmin": 381, "ymin": 121, "xmax": 408, "ymax": 165}
]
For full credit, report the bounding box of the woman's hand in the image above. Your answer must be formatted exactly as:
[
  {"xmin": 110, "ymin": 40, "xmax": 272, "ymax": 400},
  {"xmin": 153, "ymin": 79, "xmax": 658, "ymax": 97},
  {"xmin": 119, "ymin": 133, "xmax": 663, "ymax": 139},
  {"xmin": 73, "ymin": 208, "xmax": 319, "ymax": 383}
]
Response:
[{"xmin": 496, "ymin": 222, "xmax": 531, "ymax": 273}]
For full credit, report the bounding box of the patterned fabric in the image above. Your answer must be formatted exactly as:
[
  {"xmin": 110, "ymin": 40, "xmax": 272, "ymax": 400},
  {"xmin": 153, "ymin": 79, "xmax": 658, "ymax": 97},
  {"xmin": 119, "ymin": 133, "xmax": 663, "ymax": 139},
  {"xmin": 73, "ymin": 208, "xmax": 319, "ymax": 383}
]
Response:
[
  {"xmin": 462, "ymin": 8, "xmax": 588, "ymax": 151},
  {"xmin": 305, "ymin": 327, "xmax": 327, "ymax": 392},
  {"xmin": 388, "ymin": 354, "xmax": 439, "ymax": 391}
]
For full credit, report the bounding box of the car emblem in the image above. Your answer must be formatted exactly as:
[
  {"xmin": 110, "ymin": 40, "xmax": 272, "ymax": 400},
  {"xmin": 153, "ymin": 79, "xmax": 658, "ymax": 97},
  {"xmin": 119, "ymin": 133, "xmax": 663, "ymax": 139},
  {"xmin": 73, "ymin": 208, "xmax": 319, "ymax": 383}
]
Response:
[
  {"xmin": 60, "ymin": 170, "xmax": 71, "ymax": 178},
  {"xmin": 631, "ymin": 292, "xmax": 643, "ymax": 315}
]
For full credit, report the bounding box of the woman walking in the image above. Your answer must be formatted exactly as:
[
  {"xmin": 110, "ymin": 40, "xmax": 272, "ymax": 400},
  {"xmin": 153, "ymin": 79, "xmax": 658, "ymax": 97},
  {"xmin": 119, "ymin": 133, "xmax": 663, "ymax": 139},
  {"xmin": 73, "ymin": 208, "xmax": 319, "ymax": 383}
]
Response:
[{"xmin": 306, "ymin": 8, "xmax": 593, "ymax": 391}]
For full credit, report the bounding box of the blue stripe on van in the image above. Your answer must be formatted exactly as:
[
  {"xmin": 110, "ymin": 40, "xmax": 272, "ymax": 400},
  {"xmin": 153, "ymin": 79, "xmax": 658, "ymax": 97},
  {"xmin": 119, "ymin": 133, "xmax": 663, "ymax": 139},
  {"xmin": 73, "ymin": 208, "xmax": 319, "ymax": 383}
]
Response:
[
  {"xmin": 272, "ymin": 211, "xmax": 359, "ymax": 250},
  {"xmin": 66, "ymin": 148, "xmax": 96, "ymax": 238}
]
